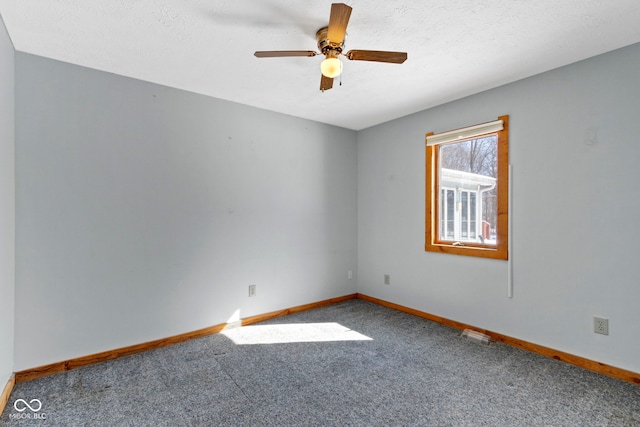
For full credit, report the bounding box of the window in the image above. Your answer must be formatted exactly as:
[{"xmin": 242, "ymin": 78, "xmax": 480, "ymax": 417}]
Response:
[{"xmin": 425, "ymin": 115, "xmax": 509, "ymax": 259}]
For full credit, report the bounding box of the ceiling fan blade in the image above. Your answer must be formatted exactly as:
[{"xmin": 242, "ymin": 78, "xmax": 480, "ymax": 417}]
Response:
[
  {"xmin": 327, "ymin": 3, "xmax": 352, "ymax": 44},
  {"xmin": 254, "ymin": 50, "xmax": 318, "ymax": 58},
  {"xmin": 320, "ymin": 74, "xmax": 334, "ymax": 91},
  {"xmin": 346, "ymin": 50, "xmax": 408, "ymax": 64}
]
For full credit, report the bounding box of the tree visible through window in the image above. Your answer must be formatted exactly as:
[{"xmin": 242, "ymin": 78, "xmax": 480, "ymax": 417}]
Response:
[{"xmin": 425, "ymin": 116, "xmax": 508, "ymax": 260}]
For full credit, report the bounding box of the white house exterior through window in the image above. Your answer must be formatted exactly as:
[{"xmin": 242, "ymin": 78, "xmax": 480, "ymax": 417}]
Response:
[{"xmin": 439, "ymin": 168, "xmax": 496, "ymax": 244}]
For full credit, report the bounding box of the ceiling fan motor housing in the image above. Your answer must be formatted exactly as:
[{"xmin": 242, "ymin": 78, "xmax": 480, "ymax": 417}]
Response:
[{"xmin": 316, "ymin": 26, "xmax": 343, "ymax": 58}]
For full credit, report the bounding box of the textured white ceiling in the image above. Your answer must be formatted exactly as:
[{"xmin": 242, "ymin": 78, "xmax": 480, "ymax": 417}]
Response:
[{"xmin": 1, "ymin": 1, "xmax": 640, "ymax": 130}]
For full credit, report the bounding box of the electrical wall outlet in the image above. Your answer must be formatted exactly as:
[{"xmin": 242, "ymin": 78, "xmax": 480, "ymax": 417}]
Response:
[
  {"xmin": 384, "ymin": 274, "xmax": 390, "ymax": 285},
  {"xmin": 348, "ymin": 270, "xmax": 353, "ymax": 280},
  {"xmin": 249, "ymin": 284, "xmax": 256, "ymax": 297},
  {"xmin": 594, "ymin": 316, "xmax": 608, "ymax": 335}
]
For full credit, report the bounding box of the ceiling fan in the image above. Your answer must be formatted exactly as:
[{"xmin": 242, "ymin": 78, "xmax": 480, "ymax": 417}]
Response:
[{"xmin": 254, "ymin": 3, "xmax": 408, "ymax": 91}]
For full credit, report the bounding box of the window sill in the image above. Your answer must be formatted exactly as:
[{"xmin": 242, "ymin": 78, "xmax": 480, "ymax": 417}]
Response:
[{"xmin": 425, "ymin": 242, "xmax": 508, "ymax": 260}]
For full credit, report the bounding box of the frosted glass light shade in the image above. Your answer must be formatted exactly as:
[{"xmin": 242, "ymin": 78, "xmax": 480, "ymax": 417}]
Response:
[{"xmin": 321, "ymin": 57, "xmax": 342, "ymax": 78}]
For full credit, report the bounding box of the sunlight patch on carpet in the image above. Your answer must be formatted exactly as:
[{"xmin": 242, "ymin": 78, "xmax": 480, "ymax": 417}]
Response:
[{"xmin": 221, "ymin": 322, "xmax": 373, "ymax": 345}]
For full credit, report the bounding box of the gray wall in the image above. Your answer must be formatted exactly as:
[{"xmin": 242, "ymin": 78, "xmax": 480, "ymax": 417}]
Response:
[
  {"xmin": 357, "ymin": 42, "xmax": 640, "ymax": 372},
  {"xmin": 0, "ymin": 14, "xmax": 15, "ymax": 388},
  {"xmin": 10, "ymin": 40, "xmax": 640, "ymax": 376},
  {"xmin": 14, "ymin": 53, "xmax": 358, "ymax": 370}
]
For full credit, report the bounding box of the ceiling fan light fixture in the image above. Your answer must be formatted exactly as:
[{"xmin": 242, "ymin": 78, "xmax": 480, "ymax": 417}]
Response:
[
  {"xmin": 321, "ymin": 57, "xmax": 342, "ymax": 78},
  {"xmin": 254, "ymin": 4, "xmax": 407, "ymax": 91}
]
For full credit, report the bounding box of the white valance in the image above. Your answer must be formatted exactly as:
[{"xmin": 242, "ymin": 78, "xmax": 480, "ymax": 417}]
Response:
[{"xmin": 426, "ymin": 119, "xmax": 503, "ymax": 146}]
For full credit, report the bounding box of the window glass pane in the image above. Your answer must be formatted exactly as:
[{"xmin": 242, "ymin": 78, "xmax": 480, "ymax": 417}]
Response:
[
  {"xmin": 440, "ymin": 188, "xmax": 446, "ymax": 238},
  {"xmin": 438, "ymin": 136, "xmax": 497, "ymax": 245},
  {"xmin": 461, "ymin": 191, "xmax": 468, "ymax": 239},
  {"xmin": 470, "ymin": 193, "xmax": 476, "ymax": 239},
  {"xmin": 446, "ymin": 189, "xmax": 454, "ymax": 240}
]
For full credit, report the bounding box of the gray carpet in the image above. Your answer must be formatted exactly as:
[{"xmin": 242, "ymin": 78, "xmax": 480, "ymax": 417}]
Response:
[{"xmin": 2, "ymin": 299, "xmax": 639, "ymax": 426}]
